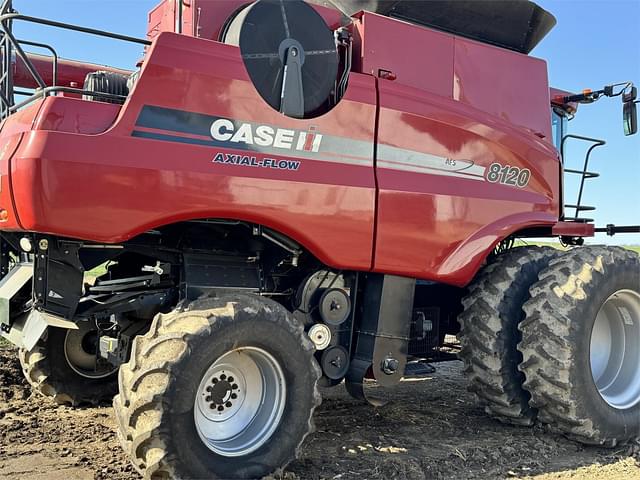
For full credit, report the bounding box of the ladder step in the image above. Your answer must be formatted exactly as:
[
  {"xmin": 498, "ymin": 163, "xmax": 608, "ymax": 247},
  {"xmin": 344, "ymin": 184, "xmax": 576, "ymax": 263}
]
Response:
[
  {"xmin": 565, "ymin": 204, "xmax": 596, "ymax": 211},
  {"xmin": 564, "ymin": 169, "xmax": 600, "ymax": 178},
  {"xmin": 564, "ymin": 217, "xmax": 594, "ymax": 223}
]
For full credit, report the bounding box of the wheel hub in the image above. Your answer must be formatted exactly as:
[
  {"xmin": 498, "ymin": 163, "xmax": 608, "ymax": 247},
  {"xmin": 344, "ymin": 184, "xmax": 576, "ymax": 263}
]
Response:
[
  {"xmin": 194, "ymin": 347, "xmax": 286, "ymax": 457},
  {"xmin": 209, "ymin": 378, "xmax": 237, "ymax": 407},
  {"xmin": 590, "ymin": 289, "xmax": 640, "ymax": 410}
]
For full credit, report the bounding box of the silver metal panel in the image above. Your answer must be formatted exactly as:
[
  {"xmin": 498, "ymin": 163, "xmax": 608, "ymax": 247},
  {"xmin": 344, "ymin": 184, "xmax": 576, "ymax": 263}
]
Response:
[
  {"xmin": 0, "ymin": 262, "xmax": 77, "ymax": 350},
  {"xmin": 0, "ymin": 262, "xmax": 33, "ymax": 322},
  {"xmin": 0, "ymin": 262, "xmax": 33, "ymax": 348},
  {"xmin": 21, "ymin": 310, "xmax": 78, "ymax": 351},
  {"xmin": 20, "ymin": 310, "xmax": 48, "ymax": 351},
  {"xmin": 1, "ymin": 313, "xmax": 27, "ymax": 349}
]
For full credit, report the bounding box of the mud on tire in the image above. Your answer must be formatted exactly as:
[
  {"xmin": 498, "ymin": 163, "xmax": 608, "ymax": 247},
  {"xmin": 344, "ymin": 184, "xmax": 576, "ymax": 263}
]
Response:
[
  {"xmin": 520, "ymin": 246, "xmax": 640, "ymax": 446},
  {"xmin": 19, "ymin": 326, "xmax": 118, "ymax": 406},
  {"xmin": 458, "ymin": 246, "xmax": 558, "ymax": 425},
  {"xmin": 113, "ymin": 293, "xmax": 321, "ymax": 480}
]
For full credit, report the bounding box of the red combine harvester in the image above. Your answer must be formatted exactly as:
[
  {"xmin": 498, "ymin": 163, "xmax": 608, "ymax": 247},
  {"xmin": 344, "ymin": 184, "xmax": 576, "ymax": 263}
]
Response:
[{"xmin": 0, "ymin": 0, "xmax": 638, "ymax": 478}]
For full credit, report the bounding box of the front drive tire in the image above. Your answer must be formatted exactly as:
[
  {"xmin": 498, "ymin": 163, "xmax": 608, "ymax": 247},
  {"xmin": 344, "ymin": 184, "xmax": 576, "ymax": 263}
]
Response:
[
  {"xmin": 113, "ymin": 294, "xmax": 321, "ymax": 480},
  {"xmin": 520, "ymin": 246, "xmax": 640, "ymax": 446}
]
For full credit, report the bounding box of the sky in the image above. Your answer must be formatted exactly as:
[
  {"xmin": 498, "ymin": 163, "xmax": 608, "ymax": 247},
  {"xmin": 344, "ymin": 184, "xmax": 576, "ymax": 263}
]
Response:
[{"xmin": 11, "ymin": 0, "xmax": 640, "ymax": 244}]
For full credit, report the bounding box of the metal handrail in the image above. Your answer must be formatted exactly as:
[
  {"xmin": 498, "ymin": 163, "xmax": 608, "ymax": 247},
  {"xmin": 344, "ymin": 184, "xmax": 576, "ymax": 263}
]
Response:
[
  {"xmin": 10, "ymin": 86, "xmax": 127, "ymax": 113},
  {"xmin": 0, "ymin": 0, "xmax": 150, "ymax": 119},
  {"xmin": 560, "ymin": 134, "xmax": 605, "ymax": 222},
  {"xmin": 0, "ymin": 13, "xmax": 151, "ymax": 46},
  {"xmin": 17, "ymin": 39, "xmax": 58, "ymax": 86},
  {"xmin": 0, "ymin": 0, "xmax": 14, "ymax": 119}
]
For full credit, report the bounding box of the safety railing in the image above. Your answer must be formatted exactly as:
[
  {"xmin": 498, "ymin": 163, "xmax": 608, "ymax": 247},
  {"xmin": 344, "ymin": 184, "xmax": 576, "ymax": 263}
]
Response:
[
  {"xmin": 560, "ymin": 134, "xmax": 605, "ymax": 223},
  {"xmin": 0, "ymin": 0, "xmax": 150, "ymax": 121}
]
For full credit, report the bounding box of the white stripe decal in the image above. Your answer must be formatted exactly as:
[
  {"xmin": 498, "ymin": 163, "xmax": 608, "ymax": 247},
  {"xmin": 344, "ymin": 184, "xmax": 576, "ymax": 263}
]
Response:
[
  {"xmin": 380, "ymin": 158, "xmax": 485, "ymax": 177},
  {"xmin": 135, "ymin": 106, "xmax": 489, "ymax": 182},
  {"xmin": 377, "ymin": 144, "xmax": 486, "ymax": 178},
  {"xmin": 377, "ymin": 161, "xmax": 486, "ymax": 181}
]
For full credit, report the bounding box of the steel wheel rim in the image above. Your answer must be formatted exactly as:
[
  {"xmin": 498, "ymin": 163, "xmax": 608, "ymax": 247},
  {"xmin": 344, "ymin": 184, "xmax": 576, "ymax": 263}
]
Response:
[
  {"xmin": 589, "ymin": 289, "xmax": 640, "ymax": 410},
  {"xmin": 64, "ymin": 322, "xmax": 118, "ymax": 379},
  {"xmin": 194, "ymin": 346, "xmax": 287, "ymax": 457}
]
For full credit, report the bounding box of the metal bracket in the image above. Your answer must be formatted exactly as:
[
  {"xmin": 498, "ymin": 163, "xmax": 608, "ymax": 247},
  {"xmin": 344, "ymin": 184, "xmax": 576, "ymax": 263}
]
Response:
[
  {"xmin": 345, "ymin": 274, "xmax": 415, "ymax": 406},
  {"xmin": 279, "ymin": 42, "xmax": 305, "ymax": 118},
  {"xmin": 2, "ymin": 309, "xmax": 78, "ymax": 351},
  {"xmin": 33, "ymin": 237, "xmax": 84, "ymax": 319}
]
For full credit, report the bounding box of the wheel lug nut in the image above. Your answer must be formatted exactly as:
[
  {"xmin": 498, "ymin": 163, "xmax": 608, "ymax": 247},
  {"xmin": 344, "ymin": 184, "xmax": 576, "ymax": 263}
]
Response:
[
  {"xmin": 232, "ymin": 383, "xmax": 238, "ymax": 390},
  {"xmin": 220, "ymin": 374, "xmax": 226, "ymax": 380},
  {"xmin": 225, "ymin": 402, "xmax": 232, "ymax": 408},
  {"xmin": 205, "ymin": 396, "xmax": 211, "ymax": 402},
  {"xmin": 212, "ymin": 378, "xmax": 218, "ymax": 384},
  {"xmin": 217, "ymin": 406, "xmax": 224, "ymax": 412},
  {"xmin": 206, "ymin": 386, "xmax": 212, "ymax": 392},
  {"xmin": 228, "ymin": 376, "xmax": 234, "ymax": 382},
  {"xmin": 231, "ymin": 393, "xmax": 237, "ymax": 399}
]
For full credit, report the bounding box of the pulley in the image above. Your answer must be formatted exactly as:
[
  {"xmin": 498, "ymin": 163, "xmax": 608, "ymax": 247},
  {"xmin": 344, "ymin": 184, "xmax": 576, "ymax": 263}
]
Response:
[
  {"xmin": 319, "ymin": 287, "xmax": 351, "ymax": 325},
  {"xmin": 321, "ymin": 345, "xmax": 349, "ymax": 380}
]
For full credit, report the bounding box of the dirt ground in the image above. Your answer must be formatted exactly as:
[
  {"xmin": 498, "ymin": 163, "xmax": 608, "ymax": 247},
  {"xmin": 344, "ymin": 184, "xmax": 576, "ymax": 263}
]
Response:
[{"xmin": 1, "ymin": 345, "xmax": 638, "ymax": 480}]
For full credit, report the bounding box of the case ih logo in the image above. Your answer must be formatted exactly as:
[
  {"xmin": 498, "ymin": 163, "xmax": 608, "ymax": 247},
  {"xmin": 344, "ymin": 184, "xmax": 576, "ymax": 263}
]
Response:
[{"xmin": 210, "ymin": 119, "xmax": 323, "ymax": 153}]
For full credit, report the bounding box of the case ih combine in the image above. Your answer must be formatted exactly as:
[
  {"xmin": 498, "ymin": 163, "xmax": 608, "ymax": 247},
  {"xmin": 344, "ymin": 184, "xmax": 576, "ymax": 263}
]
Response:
[{"xmin": 0, "ymin": 0, "xmax": 638, "ymax": 478}]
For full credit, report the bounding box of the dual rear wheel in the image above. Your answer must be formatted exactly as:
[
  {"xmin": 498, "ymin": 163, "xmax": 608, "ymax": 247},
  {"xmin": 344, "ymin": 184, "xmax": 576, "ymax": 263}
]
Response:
[
  {"xmin": 520, "ymin": 246, "xmax": 640, "ymax": 445},
  {"xmin": 458, "ymin": 246, "xmax": 558, "ymax": 425},
  {"xmin": 461, "ymin": 245, "xmax": 640, "ymax": 446}
]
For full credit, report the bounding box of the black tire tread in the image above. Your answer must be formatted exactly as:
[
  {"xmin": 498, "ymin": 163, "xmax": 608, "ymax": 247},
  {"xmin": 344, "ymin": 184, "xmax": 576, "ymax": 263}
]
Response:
[
  {"xmin": 19, "ymin": 334, "xmax": 116, "ymax": 407},
  {"xmin": 459, "ymin": 246, "xmax": 559, "ymax": 426},
  {"xmin": 519, "ymin": 246, "xmax": 640, "ymax": 446},
  {"xmin": 113, "ymin": 295, "xmax": 321, "ymax": 480}
]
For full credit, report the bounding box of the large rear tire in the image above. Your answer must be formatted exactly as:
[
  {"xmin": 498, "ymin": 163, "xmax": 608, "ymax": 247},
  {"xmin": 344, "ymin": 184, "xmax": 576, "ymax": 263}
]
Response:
[
  {"xmin": 113, "ymin": 293, "xmax": 321, "ymax": 480},
  {"xmin": 458, "ymin": 246, "xmax": 558, "ymax": 425},
  {"xmin": 520, "ymin": 246, "xmax": 640, "ymax": 446},
  {"xmin": 19, "ymin": 323, "xmax": 119, "ymax": 406}
]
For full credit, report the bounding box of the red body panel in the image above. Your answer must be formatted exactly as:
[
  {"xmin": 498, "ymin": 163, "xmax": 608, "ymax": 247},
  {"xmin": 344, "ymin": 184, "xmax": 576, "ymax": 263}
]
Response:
[
  {"xmin": 354, "ymin": 13, "xmax": 553, "ymax": 142},
  {"xmin": 374, "ymin": 81, "xmax": 559, "ymax": 284},
  {"xmin": 33, "ymin": 97, "xmax": 121, "ymax": 135},
  {"xmin": 8, "ymin": 34, "xmax": 378, "ymax": 272},
  {"xmin": 353, "ymin": 12, "xmax": 454, "ymax": 97},
  {"xmin": 356, "ymin": 13, "xmax": 559, "ymax": 284},
  {"xmin": 0, "ymin": 102, "xmax": 43, "ymax": 230},
  {"xmin": 552, "ymin": 221, "xmax": 595, "ymax": 237},
  {"xmin": 0, "ymin": 8, "xmax": 564, "ymax": 286},
  {"xmin": 453, "ymin": 38, "xmax": 552, "ymax": 141}
]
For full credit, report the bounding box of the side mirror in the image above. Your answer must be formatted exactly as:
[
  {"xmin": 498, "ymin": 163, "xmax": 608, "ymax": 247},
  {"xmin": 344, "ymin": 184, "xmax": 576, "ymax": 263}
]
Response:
[
  {"xmin": 623, "ymin": 86, "xmax": 637, "ymax": 136},
  {"xmin": 624, "ymin": 101, "xmax": 637, "ymax": 136}
]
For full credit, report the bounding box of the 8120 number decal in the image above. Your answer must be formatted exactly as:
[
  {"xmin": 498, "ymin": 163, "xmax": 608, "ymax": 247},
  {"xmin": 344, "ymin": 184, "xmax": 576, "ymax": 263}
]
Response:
[{"xmin": 486, "ymin": 163, "xmax": 531, "ymax": 188}]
